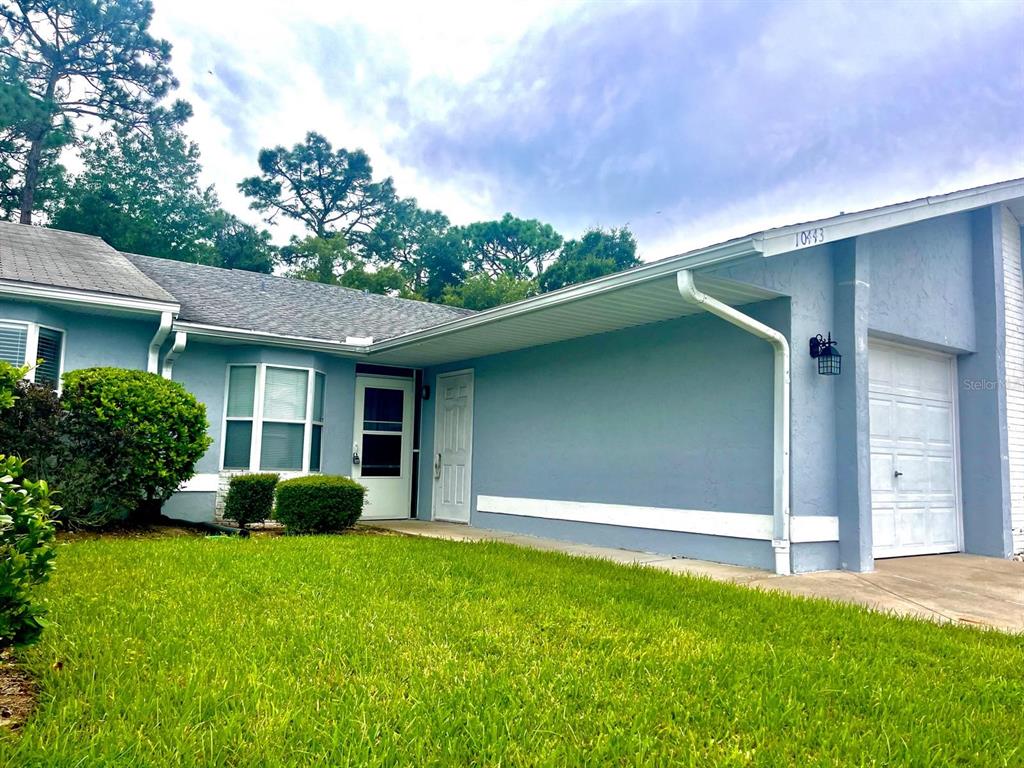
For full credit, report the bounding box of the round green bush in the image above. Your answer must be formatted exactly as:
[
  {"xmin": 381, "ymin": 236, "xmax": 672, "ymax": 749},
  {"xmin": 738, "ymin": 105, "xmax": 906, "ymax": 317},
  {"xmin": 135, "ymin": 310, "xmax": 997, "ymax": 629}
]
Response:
[
  {"xmin": 223, "ymin": 473, "xmax": 279, "ymax": 530},
  {"xmin": 274, "ymin": 475, "xmax": 366, "ymax": 534},
  {"xmin": 61, "ymin": 368, "xmax": 212, "ymax": 524}
]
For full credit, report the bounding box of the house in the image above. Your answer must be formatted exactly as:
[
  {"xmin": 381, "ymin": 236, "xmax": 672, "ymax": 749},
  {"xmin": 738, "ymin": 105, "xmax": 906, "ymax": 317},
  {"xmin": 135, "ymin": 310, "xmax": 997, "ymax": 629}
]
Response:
[{"xmin": 1, "ymin": 178, "xmax": 1022, "ymax": 574}]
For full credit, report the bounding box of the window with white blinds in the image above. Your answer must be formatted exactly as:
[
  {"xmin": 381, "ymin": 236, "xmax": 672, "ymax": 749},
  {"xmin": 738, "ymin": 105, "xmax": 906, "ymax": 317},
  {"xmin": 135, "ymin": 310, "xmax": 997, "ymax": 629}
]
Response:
[
  {"xmin": 0, "ymin": 321, "xmax": 28, "ymax": 367},
  {"xmin": 221, "ymin": 364, "xmax": 324, "ymax": 472},
  {"xmin": 0, "ymin": 320, "xmax": 64, "ymax": 390}
]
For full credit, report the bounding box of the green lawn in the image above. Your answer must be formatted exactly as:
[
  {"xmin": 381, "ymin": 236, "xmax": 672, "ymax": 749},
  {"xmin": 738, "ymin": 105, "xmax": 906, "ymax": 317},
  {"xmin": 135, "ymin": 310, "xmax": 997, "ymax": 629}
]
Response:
[{"xmin": 1, "ymin": 533, "xmax": 1021, "ymax": 767}]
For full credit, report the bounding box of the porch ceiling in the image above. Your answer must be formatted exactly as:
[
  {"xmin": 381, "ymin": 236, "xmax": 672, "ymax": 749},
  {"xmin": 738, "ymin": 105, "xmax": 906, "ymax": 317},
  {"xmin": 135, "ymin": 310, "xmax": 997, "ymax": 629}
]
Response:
[{"xmin": 368, "ymin": 273, "xmax": 781, "ymax": 367}]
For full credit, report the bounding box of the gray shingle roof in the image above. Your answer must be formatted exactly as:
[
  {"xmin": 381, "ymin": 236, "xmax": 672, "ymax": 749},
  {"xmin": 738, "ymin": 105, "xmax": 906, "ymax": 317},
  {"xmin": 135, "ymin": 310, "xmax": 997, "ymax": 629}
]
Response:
[
  {"xmin": 123, "ymin": 252, "xmax": 473, "ymax": 342},
  {"xmin": 0, "ymin": 221, "xmax": 177, "ymax": 304}
]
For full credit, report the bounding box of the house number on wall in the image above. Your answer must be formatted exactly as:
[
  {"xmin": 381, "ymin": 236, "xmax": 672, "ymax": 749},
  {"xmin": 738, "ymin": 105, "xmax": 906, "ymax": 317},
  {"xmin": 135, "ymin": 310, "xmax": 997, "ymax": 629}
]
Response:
[{"xmin": 794, "ymin": 227, "xmax": 826, "ymax": 248}]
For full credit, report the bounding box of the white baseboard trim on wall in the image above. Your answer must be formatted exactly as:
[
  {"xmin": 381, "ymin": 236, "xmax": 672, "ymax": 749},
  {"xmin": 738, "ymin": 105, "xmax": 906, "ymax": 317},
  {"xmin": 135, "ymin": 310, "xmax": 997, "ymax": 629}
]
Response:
[
  {"xmin": 476, "ymin": 495, "xmax": 838, "ymax": 543},
  {"xmin": 178, "ymin": 473, "xmax": 219, "ymax": 492}
]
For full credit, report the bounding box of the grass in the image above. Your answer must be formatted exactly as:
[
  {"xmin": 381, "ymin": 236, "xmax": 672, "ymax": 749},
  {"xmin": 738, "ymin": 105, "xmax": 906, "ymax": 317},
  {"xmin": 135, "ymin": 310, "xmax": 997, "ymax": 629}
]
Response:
[{"xmin": 1, "ymin": 533, "xmax": 1021, "ymax": 767}]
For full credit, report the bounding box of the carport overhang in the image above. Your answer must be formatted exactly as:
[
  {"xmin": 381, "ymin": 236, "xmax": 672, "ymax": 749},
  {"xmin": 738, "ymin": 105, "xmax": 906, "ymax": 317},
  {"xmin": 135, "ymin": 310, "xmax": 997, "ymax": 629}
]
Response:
[{"xmin": 367, "ymin": 239, "xmax": 780, "ymax": 367}]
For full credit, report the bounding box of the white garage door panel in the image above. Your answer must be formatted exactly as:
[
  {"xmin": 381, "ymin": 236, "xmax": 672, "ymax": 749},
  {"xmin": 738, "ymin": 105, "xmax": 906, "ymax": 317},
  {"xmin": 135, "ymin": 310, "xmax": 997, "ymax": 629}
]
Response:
[{"xmin": 869, "ymin": 342, "xmax": 962, "ymax": 558}]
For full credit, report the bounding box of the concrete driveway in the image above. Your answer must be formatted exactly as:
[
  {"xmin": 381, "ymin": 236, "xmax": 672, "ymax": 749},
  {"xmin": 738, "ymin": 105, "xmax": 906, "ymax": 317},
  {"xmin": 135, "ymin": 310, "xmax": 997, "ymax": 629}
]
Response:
[{"xmin": 365, "ymin": 520, "xmax": 1024, "ymax": 633}]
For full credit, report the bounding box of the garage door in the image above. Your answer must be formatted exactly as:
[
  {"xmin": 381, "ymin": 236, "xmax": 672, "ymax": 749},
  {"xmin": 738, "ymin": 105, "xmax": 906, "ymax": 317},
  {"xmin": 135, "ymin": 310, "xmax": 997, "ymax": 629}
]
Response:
[{"xmin": 869, "ymin": 341, "xmax": 962, "ymax": 558}]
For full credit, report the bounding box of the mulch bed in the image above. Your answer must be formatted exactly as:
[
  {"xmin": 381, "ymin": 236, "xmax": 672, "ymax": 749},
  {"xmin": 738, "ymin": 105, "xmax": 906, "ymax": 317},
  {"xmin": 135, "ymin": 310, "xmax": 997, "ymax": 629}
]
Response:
[{"xmin": 0, "ymin": 649, "xmax": 35, "ymax": 731}]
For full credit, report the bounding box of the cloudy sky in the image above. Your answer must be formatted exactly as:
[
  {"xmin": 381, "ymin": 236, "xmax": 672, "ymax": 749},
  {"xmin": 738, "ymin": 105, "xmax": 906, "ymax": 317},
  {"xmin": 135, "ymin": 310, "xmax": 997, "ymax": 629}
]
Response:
[{"xmin": 150, "ymin": 0, "xmax": 1024, "ymax": 259}]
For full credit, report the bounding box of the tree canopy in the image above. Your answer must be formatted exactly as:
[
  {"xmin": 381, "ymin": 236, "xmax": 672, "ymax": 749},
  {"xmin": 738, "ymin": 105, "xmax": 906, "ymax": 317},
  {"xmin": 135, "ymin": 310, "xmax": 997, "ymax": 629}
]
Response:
[
  {"xmin": 0, "ymin": 0, "xmax": 190, "ymax": 222},
  {"xmin": 51, "ymin": 128, "xmax": 276, "ymax": 271},
  {"xmin": 539, "ymin": 227, "xmax": 640, "ymax": 293},
  {"xmin": 238, "ymin": 131, "xmax": 396, "ymax": 244}
]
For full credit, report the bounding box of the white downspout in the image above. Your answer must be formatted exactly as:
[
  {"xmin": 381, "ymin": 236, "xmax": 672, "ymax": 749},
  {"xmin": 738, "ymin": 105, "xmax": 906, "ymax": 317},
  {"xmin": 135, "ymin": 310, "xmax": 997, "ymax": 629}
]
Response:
[
  {"xmin": 148, "ymin": 311, "xmax": 173, "ymax": 374},
  {"xmin": 676, "ymin": 270, "xmax": 792, "ymax": 575},
  {"xmin": 161, "ymin": 331, "xmax": 187, "ymax": 379}
]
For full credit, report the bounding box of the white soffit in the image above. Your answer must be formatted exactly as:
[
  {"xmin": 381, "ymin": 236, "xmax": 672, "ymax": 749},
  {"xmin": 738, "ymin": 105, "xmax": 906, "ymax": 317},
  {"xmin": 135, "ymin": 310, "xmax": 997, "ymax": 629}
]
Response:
[{"xmin": 369, "ymin": 274, "xmax": 780, "ymax": 366}]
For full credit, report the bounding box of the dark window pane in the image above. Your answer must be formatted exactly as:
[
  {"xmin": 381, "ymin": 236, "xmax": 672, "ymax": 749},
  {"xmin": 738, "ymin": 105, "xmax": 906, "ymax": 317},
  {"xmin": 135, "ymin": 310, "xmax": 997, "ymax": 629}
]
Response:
[
  {"xmin": 363, "ymin": 387, "xmax": 403, "ymax": 432},
  {"xmin": 361, "ymin": 433, "xmax": 401, "ymax": 477},
  {"xmin": 35, "ymin": 327, "xmax": 63, "ymax": 389},
  {"xmin": 223, "ymin": 421, "xmax": 253, "ymax": 469},
  {"xmin": 260, "ymin": 422, "xmax": 305, "ymax": 471},
  {"xmin": 310, "ymin": 424, "xmax": 322, "ymax": 472}
]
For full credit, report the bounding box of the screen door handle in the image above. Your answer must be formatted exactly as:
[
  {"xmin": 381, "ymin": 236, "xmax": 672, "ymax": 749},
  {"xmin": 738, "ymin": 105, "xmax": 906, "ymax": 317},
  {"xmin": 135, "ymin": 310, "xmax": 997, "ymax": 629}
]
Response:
[{"xmin": 434, "ymin": 452, "xmax": 442, "ymax": 479}]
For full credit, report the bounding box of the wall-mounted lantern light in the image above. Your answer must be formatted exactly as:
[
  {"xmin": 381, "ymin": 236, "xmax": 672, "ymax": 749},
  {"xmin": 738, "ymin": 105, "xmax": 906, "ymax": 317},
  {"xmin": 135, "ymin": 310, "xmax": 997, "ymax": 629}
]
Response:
[
  {"xmin": 420, "ymin": 384, "xmax": 431, "ymax": 401},
  {"xmin": 809, "ymin": 333, "xmax": 841, "ymax": 375}
]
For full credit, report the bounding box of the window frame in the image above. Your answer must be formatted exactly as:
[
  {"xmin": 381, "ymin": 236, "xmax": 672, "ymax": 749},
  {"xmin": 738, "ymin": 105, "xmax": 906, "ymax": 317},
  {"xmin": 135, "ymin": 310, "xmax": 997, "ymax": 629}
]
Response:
[
  {"xmin": 220, "ymin": 363, "xmax": 325, "ymax": 473},
  {"xmin": 0, "ymin": 319, "xmax": 66, "ymax": 392}
]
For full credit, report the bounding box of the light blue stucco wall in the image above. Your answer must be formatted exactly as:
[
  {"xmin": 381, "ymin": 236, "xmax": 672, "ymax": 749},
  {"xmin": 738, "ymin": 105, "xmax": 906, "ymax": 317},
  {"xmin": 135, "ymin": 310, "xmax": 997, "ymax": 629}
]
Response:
[
  {"xmin": 0, "ymin": 298, "xmax": 157, "ymax": 373},
  {"xmin": 865, "ymin": 213, "xmax": 976, "ymax": 352},
  {"xmin": 416, "ymin": 299, "xmax": 809, "ymax": 572}
]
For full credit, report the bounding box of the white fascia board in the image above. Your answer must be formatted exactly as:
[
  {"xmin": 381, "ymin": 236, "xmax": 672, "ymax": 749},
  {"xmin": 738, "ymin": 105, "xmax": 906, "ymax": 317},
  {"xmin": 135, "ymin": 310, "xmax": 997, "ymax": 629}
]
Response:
[
  {"xmin": 368, "ymin": 236, "xmax": 761, "ymax": 354},
  {"xmin": 755, "ymin": 178, "xmax": 1024, "ymax": 258},
  {"xmin": 174, "ymin": 321, "xmax": 371, "ymax": 355},
  {"xmin": 0, "ymin": 280, "xmax": 179, "ymax": 315}
]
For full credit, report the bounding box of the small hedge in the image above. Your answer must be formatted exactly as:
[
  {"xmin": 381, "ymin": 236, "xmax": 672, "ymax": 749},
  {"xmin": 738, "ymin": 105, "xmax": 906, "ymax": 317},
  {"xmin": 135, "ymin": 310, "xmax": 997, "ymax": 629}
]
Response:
[
  {"xmin": 222, "ymin": 473, "xmax": 279, "ymax": 530},
  {"xmin": 274, "ymin": 476, "xmax": 366, "ymax": 534}
]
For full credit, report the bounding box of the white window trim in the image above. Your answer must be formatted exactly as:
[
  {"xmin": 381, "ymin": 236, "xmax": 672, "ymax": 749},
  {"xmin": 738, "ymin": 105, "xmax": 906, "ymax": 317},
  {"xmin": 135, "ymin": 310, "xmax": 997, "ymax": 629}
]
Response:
[
  {"xmin": 220, "ymin": 363, "xmax": 325, "ymax": 473},
  {"xmin": 0, "ymin": 319, "xmax": 66, "ymax": 392}
]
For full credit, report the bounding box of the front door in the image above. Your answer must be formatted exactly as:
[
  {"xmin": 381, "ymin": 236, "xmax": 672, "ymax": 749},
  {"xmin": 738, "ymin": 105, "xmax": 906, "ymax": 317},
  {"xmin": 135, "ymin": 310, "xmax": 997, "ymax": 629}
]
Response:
[
  {"xmin": 869, "ymin": 341, "xmax": 962, "ymax": 558},
  {"xmin": 352, "ymin": 376, "xmax": 414, "ymax": 519},
  {"xmin": 432, "ymin": 370, "xmax": 474, "ymax": 523}
]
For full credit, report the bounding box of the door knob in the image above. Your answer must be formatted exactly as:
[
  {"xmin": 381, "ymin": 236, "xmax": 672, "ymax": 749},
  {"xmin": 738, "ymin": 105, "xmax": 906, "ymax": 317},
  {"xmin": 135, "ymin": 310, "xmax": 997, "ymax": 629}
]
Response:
[{"xmin": 894, "ymin": 470, "xmax": 903, "ymax": 478}]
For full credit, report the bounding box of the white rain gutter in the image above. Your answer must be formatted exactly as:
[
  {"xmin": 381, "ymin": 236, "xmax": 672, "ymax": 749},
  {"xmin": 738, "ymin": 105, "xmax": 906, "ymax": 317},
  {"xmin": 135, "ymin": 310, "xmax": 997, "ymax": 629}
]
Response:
[
  {"xmin": 161, "ymin": 331, "xmax": 187, "ymax": 379},
  {"xmin": 676, "ymin": 270, "xmax": 792, "ymax": 575},
  {"xmin": 147, "ymin": 311, "xmax": 173, "ymax": 374}
]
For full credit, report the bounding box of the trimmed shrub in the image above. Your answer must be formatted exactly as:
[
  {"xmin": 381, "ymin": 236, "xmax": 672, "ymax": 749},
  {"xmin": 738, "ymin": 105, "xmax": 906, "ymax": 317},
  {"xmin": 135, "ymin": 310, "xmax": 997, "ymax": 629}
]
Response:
[
  {"xmin": 0, "ymin": 378, "xmax": 63, "ymax": 482},
  {"xmin": 0, "ymin": 454, "xmax": 58, "ymax": 648},
  {"xmin": 61, "ymin": 368, "xmax": 212, "ymax": 525},
  {"xmin": 274, "ymin": 475, "xmax": 366, "ymax": 534},
  {"xmin": 223, "ymin": 473, "xmax": 279, "ymax": 530}
]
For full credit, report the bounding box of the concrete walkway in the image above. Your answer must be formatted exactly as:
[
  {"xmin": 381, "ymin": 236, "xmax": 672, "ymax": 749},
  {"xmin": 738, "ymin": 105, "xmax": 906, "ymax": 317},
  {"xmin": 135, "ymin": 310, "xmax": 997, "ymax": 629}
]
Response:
[{"xmin": 364, "ymin": 520, "xmax": 1024, "ymax": 632}]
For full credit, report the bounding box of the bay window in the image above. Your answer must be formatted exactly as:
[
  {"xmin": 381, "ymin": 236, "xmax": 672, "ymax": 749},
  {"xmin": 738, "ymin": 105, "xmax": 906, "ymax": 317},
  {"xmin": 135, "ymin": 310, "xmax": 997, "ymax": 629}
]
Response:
[
  {"xmin": 222, "ymin": 364, "xmax": 326, "ymax": 472},
  {"xmin": 0, "ymin": 319, "xmax": 65, "ymax": 390}
]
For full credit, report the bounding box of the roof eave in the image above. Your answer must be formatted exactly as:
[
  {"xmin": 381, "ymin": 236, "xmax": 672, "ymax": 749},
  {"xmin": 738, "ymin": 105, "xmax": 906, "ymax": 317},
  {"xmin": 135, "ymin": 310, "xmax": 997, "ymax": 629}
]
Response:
[
  {"xmin": 0, "ymin": 279, "xmax": 180, "ymax": 315},
  {"xmin": 367, "ymin": 235, "xmax": 762, "ymax": 354},
  {"xmin": 173, "ymin": 320, "xmax": 372, "ymax": 355}
]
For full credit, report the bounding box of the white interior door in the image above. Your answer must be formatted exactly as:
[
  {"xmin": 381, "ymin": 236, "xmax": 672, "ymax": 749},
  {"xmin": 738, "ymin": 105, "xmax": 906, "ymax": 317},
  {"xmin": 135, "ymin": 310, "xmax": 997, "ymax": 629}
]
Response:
[
  {"xmin": 432, "ymin": 370, "xmax": 474, "ymax": 523},
  {"xmin": 352, "ymin": 376, "xmax": 414, "ymax": 520},
  {"xmin": 869, "ymin": 341, "xmax": 962, "ymax": 558}
]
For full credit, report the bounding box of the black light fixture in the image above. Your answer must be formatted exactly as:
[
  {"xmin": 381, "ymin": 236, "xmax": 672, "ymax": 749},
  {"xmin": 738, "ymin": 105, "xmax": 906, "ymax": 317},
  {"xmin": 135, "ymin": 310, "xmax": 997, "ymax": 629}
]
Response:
[
  {"xmin": 420, "ymin": 384, "xmax": 431, "ymax": 401},
  {"xmin": 809, "ymin": 333, "xmax": 841, "ymax": 375}
]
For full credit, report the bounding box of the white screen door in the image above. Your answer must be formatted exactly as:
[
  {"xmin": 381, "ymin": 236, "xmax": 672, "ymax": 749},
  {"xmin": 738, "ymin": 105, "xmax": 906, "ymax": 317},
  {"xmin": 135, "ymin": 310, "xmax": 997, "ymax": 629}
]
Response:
[
  {"xmin": 869, "ymin": 341, "xmax": 962, "ymax": 558},
  {"xmin": 432, "ymin": 370, "xmax": 474, "ymax": 523},
  {"xmin": 352, "ymin": 376, "xmax": 414, "ymax": 519}
]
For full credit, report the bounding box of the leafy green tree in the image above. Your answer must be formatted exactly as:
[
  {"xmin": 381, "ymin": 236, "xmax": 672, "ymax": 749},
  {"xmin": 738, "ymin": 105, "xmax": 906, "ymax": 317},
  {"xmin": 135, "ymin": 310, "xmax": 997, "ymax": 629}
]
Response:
[
  {"xmin": 461, "ymin": 213, "xmax": 563, "ymax": 280},
  {"xmin": 339, "ymin": 262, "xmax": 411, "ymax": 297},
  {"xmin": 50, "ymin": 128, "xmax": 218, "ymax": 262},
  {"xmin": 0, "ymin": 0, "xmax": 190, "ymax": 223},
  {"xmin": 539, "ymin": 227, "xmax": 640, "ymax": 292},
  {"xmin": 0, "ymin": 74, "xmax": 68, "ymax": 219},
  {"xmin": 419, "ymin": 228, "xmax": 467, "ymax": 302},
  {"xmin": 280, "ymin": 234, "xmax": 356, "ymax": 284},
  {"xmin": 207, "ymin": 210, "xmax": 277, "ymax": 273},
  {"xmin": 364, "ymin": 197, "xmax": 452, "ymax": 293},
  {"xmin": 441, "ymin": 273, "xmax": 537, "ymax": 311},
  {"xmin": 239, "ymin": 132, "xmax": 396, "ymax": 247}
]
